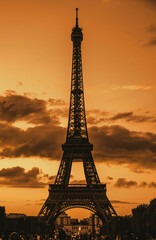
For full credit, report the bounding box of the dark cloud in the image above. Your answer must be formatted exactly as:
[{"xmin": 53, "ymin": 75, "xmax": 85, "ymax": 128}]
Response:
[
  {"xmin": 0, "ymin": 92, "xmax": 66, "ymax": 125},
  {"xmin": 139, "ymin": 0, "xmax": 156, "ymax": 8},
  {"xmin": 114, "ymin": 178, "xmax": 138, "ymax": 188},
  {"xmin": 107, "ymin": 176, "xmax": 113, "ymax": 180},
  {"xmin": 0, "ymin": 122, "xmax": 156, "ymax": 171},
  {"xmin": 87, "ymin": 110, "xmax": 156, "ymax": 125},
  {"xmin": 48, "ymin": 98, "xmax": 67, "ymax": 106},
  {"xmin": 0, "ymin": 123, "xmax": 65, "ymax": 159},
  {"xmin": 145, "ymin": 23, "xmax": 156, "ymax": 47},
  {"xmin": 144, "ymin": 0, "xmax": 156, "ymax": 6},
  {"xmin": 150, "ymin": 0, "xmax": 156, "ymax": 4},
  {"xmin": 114, "ymin": 179, "xmax": 156, "ymax": 188},
  {"xmin": 139, "ymin": 181, "xmax": 148, "ymax": 187},
  {"xmin": 111, "ymin": 200, "xmax": 137, "ymax": 204},
  {"xmin": 148, "ymin": 182, "xmax": 156, "ymax": 188},
  {"xmin": 87, "ymin": 109, "xmax": 108, "ymax": 125},
  {"xmin": 133, "ymin": 169, "xmax": 150, "ymax": 174},
  {"xmin": 0, "ymin": 92, "xmax": 155, "ymax": 171},
  {"xmin": 110, "ymin": 112, "xmax": 156, "ymax": 123},
  {"xmin": 110, "ymin": 112, "xmax": 133, "ymax": 121},
  {"xmin": 87, "ymin": 116, "xmax": 106, "ymax": 125},
  {"xmin": 51, "ymin": 107, "xmax": 68, "ymax": 118},
  {"xmin": 0, "ymin": 166, "xmax": 52, "ymax": 188},
  {"xmin": 145, "ymin": 37, "xmax": 156, "ymax": 47},
  {"xmin": 89, "ymin": 125, "xmax": 156, "ymax": 170},
  {"xmin": 48, "ymin": 175, "xmax": 57, "ymax": 181},
  {"xmin": 0, "ymin": 91, "xmax": 155, "ymax": 126}
]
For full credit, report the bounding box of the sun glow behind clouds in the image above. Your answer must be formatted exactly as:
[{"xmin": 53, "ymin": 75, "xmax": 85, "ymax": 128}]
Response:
[
  {"xmin": 58, "ymin": 117, "xmax": 68, "ymax": 128},
  {"xmin": 0, "ymin": 158, "xmax": 60, "ymax": 176},
  {"xmin": 13, "ymin": 120, "xmax": 35, "ymax": 130},
  {"xmin": 12, "ymin": 116, "xmax": 68, "ymax": 129}
]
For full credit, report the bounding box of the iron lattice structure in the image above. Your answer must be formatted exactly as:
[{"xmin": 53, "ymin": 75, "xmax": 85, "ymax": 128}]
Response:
[{"xmin": 38, "ymin": 8, "xmax": 117, "ymax": 225}]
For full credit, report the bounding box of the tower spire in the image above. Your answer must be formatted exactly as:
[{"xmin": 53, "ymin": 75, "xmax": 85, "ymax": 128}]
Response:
[{"xmin": 76, "ymin": 8, "xmax": 78, "ymax": 27}]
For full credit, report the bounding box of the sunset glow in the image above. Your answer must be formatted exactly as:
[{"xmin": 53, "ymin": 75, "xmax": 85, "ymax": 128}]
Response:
[{"xmin": 0, "ymin": 0, "xmax": 156, "ymax": 219}]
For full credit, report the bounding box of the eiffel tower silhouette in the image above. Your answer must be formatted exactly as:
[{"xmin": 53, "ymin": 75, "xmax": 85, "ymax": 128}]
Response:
[{"xmin": 38, "ymin": 8, "xmax": 117, "ymax": 225}]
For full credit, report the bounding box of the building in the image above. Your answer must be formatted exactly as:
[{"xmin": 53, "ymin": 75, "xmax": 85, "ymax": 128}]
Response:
[
  {"xmin": 55, "ymin": 212, "xmax": 71, "ymax": 226},
  {"xmin": 55, "ymin": 212, "xmax": 102, "ymax": 236}
]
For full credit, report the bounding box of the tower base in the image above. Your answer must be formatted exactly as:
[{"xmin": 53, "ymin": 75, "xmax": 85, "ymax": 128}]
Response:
[{"xmin": 38, "ymin": 184, "xmax": 117, "ymax": 225}]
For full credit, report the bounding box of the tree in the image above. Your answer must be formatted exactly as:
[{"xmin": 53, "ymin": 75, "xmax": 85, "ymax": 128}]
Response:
[
  {"xmin": 147, "ymin": 198, "xmax": 156, "ymax": 237},
  {"xmin": 132, "ymin": 204, "xmax": 148, "ymax": 239},
  {"xmin": 0, "ymin": 206, "xmax": 6, "ymax": 233}
]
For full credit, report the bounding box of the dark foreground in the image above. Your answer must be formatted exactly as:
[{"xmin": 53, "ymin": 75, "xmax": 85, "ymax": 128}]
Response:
[{"xmin": 0, "ymin": 232, "xmax": 156, "ymax": 240}]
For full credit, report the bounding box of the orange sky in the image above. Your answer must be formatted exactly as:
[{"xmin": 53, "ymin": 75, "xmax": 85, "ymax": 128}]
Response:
[{"xmin": 0, "ymin": 0, "xmax": 156, "ymax": 219}]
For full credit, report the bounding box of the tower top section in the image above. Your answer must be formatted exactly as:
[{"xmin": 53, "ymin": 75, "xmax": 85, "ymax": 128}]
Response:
[
  {"xmin": 66, "ymin": 8, "xmax": 88, "ymax": 144},
  {"xmin": 71, "ymin": 8, "xmax": 83, "ymax": 42}
]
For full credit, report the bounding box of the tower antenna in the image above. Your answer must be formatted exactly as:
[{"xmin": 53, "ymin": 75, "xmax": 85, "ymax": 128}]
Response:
[{"xmin": 76, "ymin": 8, "xmax": 78, "ymax": 27}]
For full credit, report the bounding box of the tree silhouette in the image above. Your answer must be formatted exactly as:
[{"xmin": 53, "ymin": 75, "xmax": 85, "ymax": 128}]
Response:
[
  {"xmin": 132, "ymin": 204, "xmax": 148, "ymax": 239},
  {"xmin": 0, "ymin": 206, "xmax": 6, "ymax": 233},
  {"xmin": 147, "ymin": 198, "xmax": 156, "ymax": 237}
]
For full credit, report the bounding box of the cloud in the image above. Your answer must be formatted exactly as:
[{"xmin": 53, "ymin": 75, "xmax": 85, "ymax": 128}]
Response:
[
  {"xmin": 113, "ymin": 85, "xmax": 152, "ymax": 91},
  {"xmin": 87, "ymin": 110, "xmax": 156, "ymax": 125},
  {"xmin": 89, "ymin": 125, "xmax": 156, "ymax": 170},
  {"xmin": 0, "ymin": 166, "xmax": 53, "ymax": 188},
  {"xmin": 114, "ymin": 179, "xmax": 156, "ymax": 188},
  {"xmin": 87, "ymin": 116, "xmax": 106, "ymax": 125},
  {"xmin": 51, "ymin": 107, "xmax": 68, "ymax": 118},
  {"xmin": 137, "ymin": 0, "xmax": 156, "ymax": 9},
  {"xmin": 0, "ymin": 91, "xmax": 66, "ymax": 125},
  {"xmin": 149, "ymin": 0, "xmax": 156, "ymax": 4},
  {"xmin": 103, "ymin": 84, "xmax": 153, "ymax": 94},
  {"xmin": 48, "ymin": 98, "xmax": 67, "ymax": 106},
  {"xmin": 0, "ymin": 92, "xmax": 155, "ymax": 171},
  {"xmin": 111, "ymin": 200, "xmax": 137, "ymax": 204},
  {"xmin": 0, "ymin": 123, "xmax": 65, "ymax": 159},
  {"xmin": 142, "ymin": 0, "xmax": 156, "ymax": 7},
  {"xmin": 110, "ymin": 112, "xmax": 156, "ymax": 123},
  {"xmin": 145, "ymin": 24, "xmax": 156, "ymax": 47},
  {"xmin": 87, "ymin": 109, "xmax": 108, "ymax": 125},
  {"xmin": 110, "ymin": 112, "xmax": 133, "ymax": 121},
  {"xmin": 148, "ymin": 182, "xmax": 156, "ymax": 188},
  {"xmin": 145, "ymin": 37, "xmax": 156, "ymax": 47},
  {"xmin": 114, "ymin": 178, "xmax": 138, "ymax": 188},
  {"xmin": 0, "ymin": 122, "xmax": 156, "ymax": 171},
  {"xmin": 139, "ymin": 181, "xmax": 148, "ymax": 187},
  {"xmin": 1, "ymin": 91, "xmax": 155, "ymax": 128},
  {"xmin": 107, "ymin": 176, "xmax": 113, "ymax": 180}
]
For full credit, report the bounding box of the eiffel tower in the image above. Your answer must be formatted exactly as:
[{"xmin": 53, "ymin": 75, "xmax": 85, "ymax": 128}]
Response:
[{"xmin": 38, "ymin": 8, "xmax": 117, "ymax": 225}]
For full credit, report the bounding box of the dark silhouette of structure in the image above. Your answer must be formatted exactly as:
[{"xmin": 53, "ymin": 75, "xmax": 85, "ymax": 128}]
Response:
[{"xmin": 38, "ymin": 8, "xmax": 117, "ymax": 226}]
